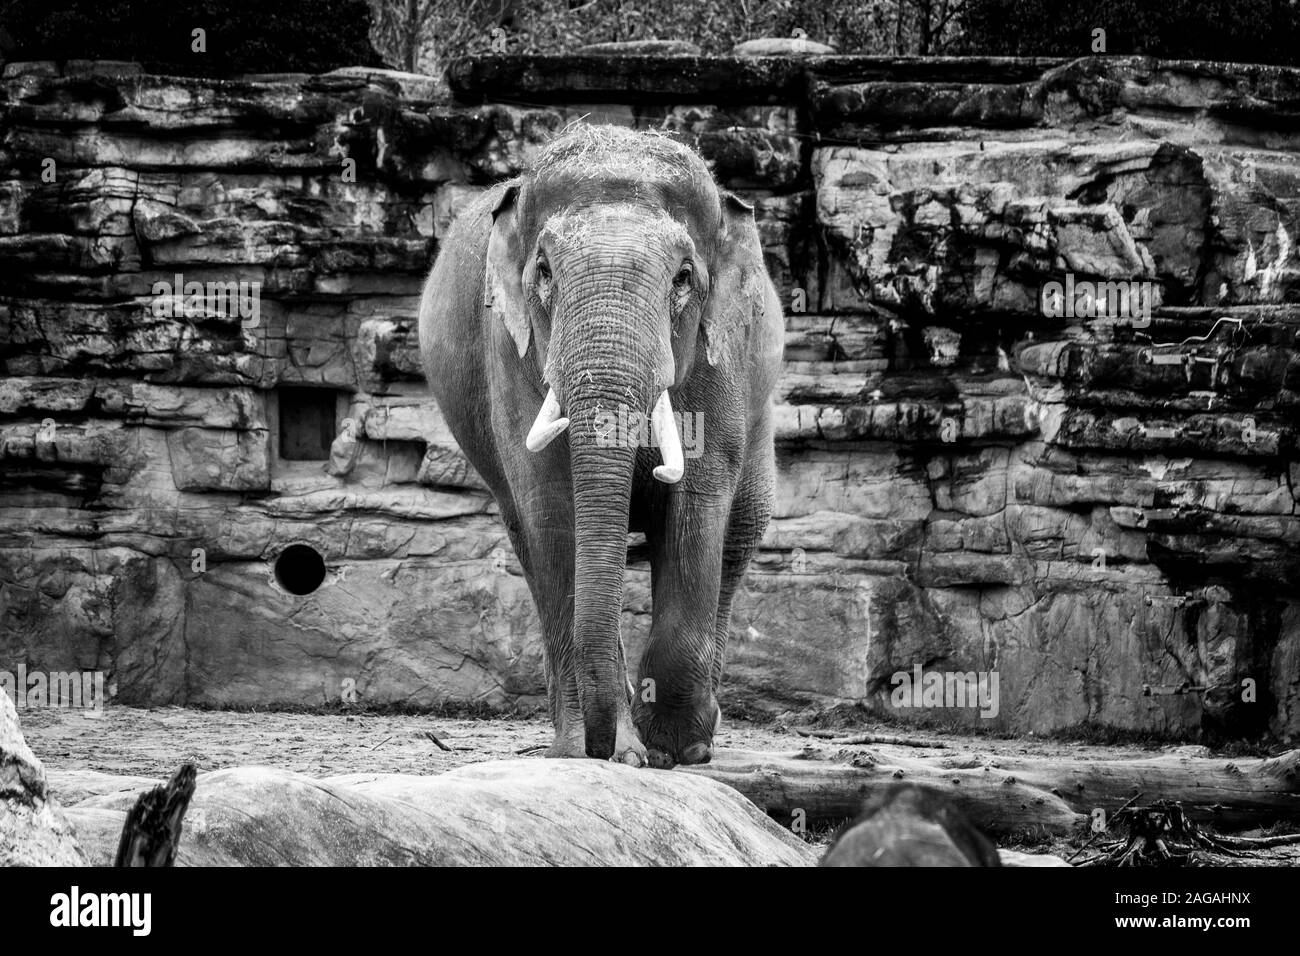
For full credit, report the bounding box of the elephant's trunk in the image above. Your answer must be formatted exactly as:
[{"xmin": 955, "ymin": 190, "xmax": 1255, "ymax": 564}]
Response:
[
  {"xmin": 567, "ymin": 398, "xmax": 636, "ymax": 759},
  {"xmin": 554, "ymin": 301, "xmax": 672, "ymax": 759}
]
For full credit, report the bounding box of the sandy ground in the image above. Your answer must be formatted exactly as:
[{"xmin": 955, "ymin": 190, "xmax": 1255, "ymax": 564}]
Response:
[
  {"xmin": 17, "ymin": 706, "xmax": 1300, "ymax": 864},
  {"xmin": 19, "ymin": 705, "xmax": 1175, "ymax": 778}
]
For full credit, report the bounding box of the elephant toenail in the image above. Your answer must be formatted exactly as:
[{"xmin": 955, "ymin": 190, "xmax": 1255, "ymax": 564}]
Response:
[
  {"xmin": 620, "ymin": 750, "xmax": 644, "ymax": 768},
  {"xmin": 680, "ymin": 743, "xmax": 712, "ymax": 765}
]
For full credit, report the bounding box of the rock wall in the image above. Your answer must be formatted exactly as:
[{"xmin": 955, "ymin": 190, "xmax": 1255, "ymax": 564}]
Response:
[{"xmin": 1, "ymin": 54, "xmax": 1298, "ymax": 740}]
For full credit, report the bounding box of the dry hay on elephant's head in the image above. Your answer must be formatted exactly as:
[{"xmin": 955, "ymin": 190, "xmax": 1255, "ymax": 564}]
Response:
[
  {"xmin": 541, "ymin": 204, "xmax": 693, "ymax": 255},
  {"xmin": 531, "ymin": 123, "xmax": 712, "ymax": 190}
]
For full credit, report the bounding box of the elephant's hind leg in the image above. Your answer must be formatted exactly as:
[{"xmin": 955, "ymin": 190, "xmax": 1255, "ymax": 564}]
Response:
[{"xmin": 711, "ymin": 448, "xmax": 775, "ymax": 697}]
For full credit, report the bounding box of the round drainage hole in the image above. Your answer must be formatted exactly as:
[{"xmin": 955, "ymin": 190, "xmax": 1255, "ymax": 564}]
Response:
[{"xmin": 274, "ymin": 544, "xmax": 327, "ymax": 595}]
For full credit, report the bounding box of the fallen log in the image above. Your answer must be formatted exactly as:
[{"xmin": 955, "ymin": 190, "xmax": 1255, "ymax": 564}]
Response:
[
  {"xmin": 686, "ymin": 748, "xmax": 1083, "ymax": 836},
  {"xmin": 961, "ymin": 749, "xmax": 1300, "ymax": 832},
  {"xmin": 794, "ymin": 727, "xmax": 946, "ymax": 748},
  {"xmin": 682, "ymin": 747, "xmax": 1300, "ymax": 837}
]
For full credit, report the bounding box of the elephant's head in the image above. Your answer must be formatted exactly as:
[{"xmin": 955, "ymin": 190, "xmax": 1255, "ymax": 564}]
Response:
[{"xmin": 484, "ymin": 125, "xmax": 765, "ymax": 759}]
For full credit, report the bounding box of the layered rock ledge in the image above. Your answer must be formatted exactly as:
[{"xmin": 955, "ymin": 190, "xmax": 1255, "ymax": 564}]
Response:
[{"xmin": 1, "ymin": 55, "xmax": 1298, "ymax": 739}]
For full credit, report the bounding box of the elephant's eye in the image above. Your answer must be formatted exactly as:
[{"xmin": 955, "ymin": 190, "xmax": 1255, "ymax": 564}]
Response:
[
  {"xmin": 673, "ymin": 263, "xmax": 693, "ymax": 288},
  {"xmin": 536, "ymin": 258, "xmax": 551, "ymax": 282}
]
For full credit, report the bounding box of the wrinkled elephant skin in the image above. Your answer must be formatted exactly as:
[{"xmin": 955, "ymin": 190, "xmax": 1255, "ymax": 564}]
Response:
[{"xmin": 419, "ymin": 125, "xmax": 785, "ymax": 766}]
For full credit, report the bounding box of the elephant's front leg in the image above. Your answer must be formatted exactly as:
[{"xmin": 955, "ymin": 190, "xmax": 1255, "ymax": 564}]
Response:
[
  {"xmin": 513, "ymin": 485, "xmax": 646, "ymax": 765},
  {"xmin": 635, "ymin": 492, "xmax": 731, "ymax": 768},
  {"xmin": 498, "ymin": 491, "xmax": 582, "ymax": 758}
]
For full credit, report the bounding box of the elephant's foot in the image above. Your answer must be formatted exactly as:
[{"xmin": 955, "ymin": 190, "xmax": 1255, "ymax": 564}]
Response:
[
  {"xmin": 637, "ymin": 694, "xmax": 721, "ymax": 769},
  {"xmin": 647, "ymin": 742, "xmax": 712, "ymax": 769},
  {"xmin": 544, "ymin": 727, "xmax": 587, "ymax": 759},
  {"xmin": 543, "ymin": 710, "xmax": 590, "ymax": 758},
  {"xmin": 613, "ymin": 712, "xmax": 647, "ymax": 768},
  {"xmin": 542, "ymin": 715, "xmax": 647, "ymax": 766}
]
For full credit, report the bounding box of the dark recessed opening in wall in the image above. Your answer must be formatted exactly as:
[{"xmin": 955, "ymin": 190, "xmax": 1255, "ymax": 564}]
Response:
[
  {"xmin": 274, "ymin": 544, "xmax": 327, "ymax": 596},
  {"xmin": 278, "ymin": 388, "xmax": 338, "ymax": 460}
]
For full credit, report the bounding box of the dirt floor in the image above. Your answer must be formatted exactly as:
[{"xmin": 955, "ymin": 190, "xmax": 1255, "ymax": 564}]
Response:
[
  {"xmin": 18, "ymin": 706, "xmax": 1300, "ymax": 864},
  {"xmin": 18, "ymin": 705, "xmax": 1208, "ymax": 778}
]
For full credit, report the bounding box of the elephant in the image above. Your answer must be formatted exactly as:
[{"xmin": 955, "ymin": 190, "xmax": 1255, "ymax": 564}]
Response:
[{"xmin": 418, "ymin": 124, "xmax": 785, "ymax": 767}]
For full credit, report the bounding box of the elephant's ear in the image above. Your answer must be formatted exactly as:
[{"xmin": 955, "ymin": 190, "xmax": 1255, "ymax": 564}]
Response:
[
  {"xmin": 485, "ymin": 181, "xmax": 531, "ymax": 360},
  {"xmin": 702, "ymin": 191, "xmax": 767, "ymax": 367}
]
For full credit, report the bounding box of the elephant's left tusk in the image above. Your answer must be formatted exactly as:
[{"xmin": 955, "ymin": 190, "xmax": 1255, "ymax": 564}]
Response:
[
  {"xmin": 526, "ymin": 388, "xmax": 569, "ymax": 452},
  {"xmin": 651, "ymin": 390, "xmax": 684, "ymax": 484}
]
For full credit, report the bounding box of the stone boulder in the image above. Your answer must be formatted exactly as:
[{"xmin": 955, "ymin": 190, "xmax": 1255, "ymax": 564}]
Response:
[
  {"xmin": 0, "ymin": 688, "xmax": 86, "ymax": 865},
  {"xmin": 62, "ymin": 760, "xmax": 815, "ymax": 866},
  {"xmin": 733, "ymin": 38, "xmax": 837, "ymax": 56},
  {"xmin": 577, "ymin": 40, "xmax": 702, "ymax": 56}
]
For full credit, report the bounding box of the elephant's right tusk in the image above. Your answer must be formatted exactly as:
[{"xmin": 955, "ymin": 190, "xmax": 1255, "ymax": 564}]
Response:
[
  {"xmin": 526, "ymin": 388, "xmax": 570, "ymax": 452},
  {"xmin": 651, "ymin": 390, "xmax": 684, "ymax": 484}
]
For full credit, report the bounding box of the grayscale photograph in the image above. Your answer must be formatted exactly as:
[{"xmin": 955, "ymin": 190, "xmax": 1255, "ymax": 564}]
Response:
[{"xmin": 0, "ymin": 0, "xmax": 1294, "ymax": 937}]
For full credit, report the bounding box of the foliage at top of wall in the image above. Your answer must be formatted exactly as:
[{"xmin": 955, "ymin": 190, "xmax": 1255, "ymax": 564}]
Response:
[
  {"xmin": 370, "ymin": 0, "xmax": 1300, "ymax": 83},
  {"xmin": 953, "ymin": 0, "xmax": 1300, "ymax": 66},
  {"xmin": 369, "ymin": 0, "xmax": 944, "ymax": 76},
  {"xmin": 0, "ymin": 0, "xmax": 384, "ymax": 75},
  {"xmin": 3, "ymin": 0, "xmax": 1297, "ymax": 83}
]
